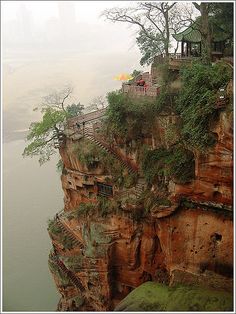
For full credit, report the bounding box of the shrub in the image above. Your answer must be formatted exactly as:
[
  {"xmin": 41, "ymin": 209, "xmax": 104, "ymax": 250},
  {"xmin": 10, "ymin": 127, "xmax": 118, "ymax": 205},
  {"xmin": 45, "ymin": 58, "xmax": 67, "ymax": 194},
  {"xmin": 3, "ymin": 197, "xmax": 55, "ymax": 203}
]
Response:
[
  {"xmin": 47, "ymin": 219, "xmax": 62, "ymax": 235},
  {"xmin": 98, "ymin": 196, "xmax": 117, "ymax": 217},
  {"xmin": 76, "ymin": 203, "xmax": 97, "ymax": 218},
  {"xmin": 76, "ymin": 139, "xmax": 102, "ymax": 170},
  {"xmin": 48, "ymin": 254, "xmax": 70, "ymax": 285},
  {"xmin": 105, "ymin": 91, "xmax": 156, "ymax": 141},
  {"xmin": 141, "ymin": 146, "xmax": 195, "ymax": 185},
  {"xmin": 61, "ymin": 234, "xmax": 74, "ymax": 250},
  {"xmin": 176, "ymin": 62, "xmax": 232, "ymax": 150}
]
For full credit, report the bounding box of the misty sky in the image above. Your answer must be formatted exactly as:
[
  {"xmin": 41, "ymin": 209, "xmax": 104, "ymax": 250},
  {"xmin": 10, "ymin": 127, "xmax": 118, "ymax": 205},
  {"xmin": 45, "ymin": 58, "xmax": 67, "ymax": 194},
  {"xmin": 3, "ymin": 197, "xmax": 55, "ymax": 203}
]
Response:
[{"xmin": 2, "ymin": 1, "xmax": 149, "ymax": 140}]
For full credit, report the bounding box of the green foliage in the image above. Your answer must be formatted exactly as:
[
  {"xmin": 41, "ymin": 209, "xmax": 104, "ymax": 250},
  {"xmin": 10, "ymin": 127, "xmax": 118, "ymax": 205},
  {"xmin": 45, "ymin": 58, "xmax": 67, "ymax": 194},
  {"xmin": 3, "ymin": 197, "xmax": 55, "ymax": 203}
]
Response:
[
  {"xmin": 105, "ymin": 90, "xmax": 156, "ymax": 140},
  {"xmin": 115, "ymin": 281, "xmax": 233, "ymax": 311},
  {"xmin": 176, "ymin": 62, "xmax": 232, "ymax": 150},
  {"xmin": 66, "ymin": 103, "xmax": 84, "ymax": 117},
  {"xmin": 56, "ymin": 159, "xmax": 63, "ymax": 173},
  {"xmin": 130, "ymin": 69, "xmax": 143, "ymax": 78},
  {"xmin": 141, "ymin": 146, "xmax": 195, "ymax": 185},
  {"xmin": 137, "ymin": 190, "xmax": 171, "ymax": 215},
  {"xmin": 23, "ymin": 89, "xmax": 84, "ymax": 165},
  {"xmin": 155, "ymin": 88, "xmax": 176, "ymax": 113},
  {"xmin": 123, "ymin": 173, "xmax": 138, "ymax": 188},
  {"xmin": 98, "ymin": 196, "xmax": 118, "ymax": 217},
  {"xmin": 76, "ymin": 139, "xmax": 101, "ymax": 169},
  {"xmin": 75, "ymin": 203, "xmax": 97, "ymax": 218},
  {"xmin": 23, "ymin": 108, "xmax": 66, "ymax": 165},
  {"xmin": 75, "ymin": 137, "xmax": 132, "ymax": 188},
  {"xmin": 47, "ymin": 219, "xmax": 62, "ymax": 235},
  {"xmin": 47, "ymin": 218, "xmax": 74, "ymax": 249},
  {"xmin": 71, "ymin": 296, "xmax": 84, "ymax": 308},
  {"xmin": 136, "ymin": 29, "xmax": 164, "ymax": 66},
  {"xmin": 210, "ymin": 3, "xmax": 233, "ymax": 39},
  {"xmin": 61, "ymin": 234, "xmax": 74, "ymax": 250},
  {"xmin": 75, "ymin": 138, "xmax": 121, "ymax": 174},
  {"xmin": 48, "ymin": 258, "xmax": 70, "ymax": 285},
  {"xmin": 157, "ymin": 63, "xmax": 172, "ymax": 85}
]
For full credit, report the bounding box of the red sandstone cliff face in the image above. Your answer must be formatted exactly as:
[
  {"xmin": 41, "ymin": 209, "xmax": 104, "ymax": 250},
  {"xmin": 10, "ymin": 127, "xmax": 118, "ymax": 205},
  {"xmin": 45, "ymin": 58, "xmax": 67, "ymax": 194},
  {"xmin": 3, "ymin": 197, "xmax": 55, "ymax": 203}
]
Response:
[
  {"xmin": 171, "ymin": 110, "xmax": 233, "ymax": 207},
  {"xmin": 48, "ymin": 98, "xmax": 233, "ymax": 311}
]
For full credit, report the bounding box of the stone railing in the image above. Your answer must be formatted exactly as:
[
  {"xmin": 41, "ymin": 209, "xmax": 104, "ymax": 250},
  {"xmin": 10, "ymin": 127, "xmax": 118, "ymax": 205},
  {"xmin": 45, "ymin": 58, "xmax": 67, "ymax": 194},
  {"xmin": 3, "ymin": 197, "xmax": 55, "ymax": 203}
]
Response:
[
  {"xmin": 153, "ymin": 53, "xmax": 197, "ymax": 70},
  {"xmin": 66, "ymin": 108, "xmax": 107, "ymax": 129},
  {"xmin": 122, "ymin": 84, "xmax": 160, "ymax": 97}
]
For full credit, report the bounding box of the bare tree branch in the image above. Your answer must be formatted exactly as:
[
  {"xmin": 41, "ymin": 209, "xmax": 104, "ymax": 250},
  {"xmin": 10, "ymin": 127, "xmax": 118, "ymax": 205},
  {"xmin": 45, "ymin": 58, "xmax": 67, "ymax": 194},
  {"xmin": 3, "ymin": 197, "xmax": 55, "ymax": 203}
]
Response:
[{"xmin": 193, "ymin": 2, "xmax": 200, "ymax": 11}]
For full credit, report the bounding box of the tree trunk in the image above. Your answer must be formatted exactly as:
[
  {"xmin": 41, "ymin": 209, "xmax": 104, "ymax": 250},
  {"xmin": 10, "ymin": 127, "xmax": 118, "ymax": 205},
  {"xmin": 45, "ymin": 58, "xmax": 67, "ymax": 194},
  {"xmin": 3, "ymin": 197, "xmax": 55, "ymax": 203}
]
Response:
[
  {"xmin": 200, "ymin": 3, "xmax": 211, "ymax": 64},
  {"xmin": 164, "ymin": 10, "xmax": 169, "ymax": 57}
]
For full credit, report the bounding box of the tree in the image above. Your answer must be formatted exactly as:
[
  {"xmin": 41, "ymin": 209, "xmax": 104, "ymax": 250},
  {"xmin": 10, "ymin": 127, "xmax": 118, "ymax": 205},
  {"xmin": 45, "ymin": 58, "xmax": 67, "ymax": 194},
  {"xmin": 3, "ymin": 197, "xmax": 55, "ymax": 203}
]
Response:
[
  {"xmin": 23, "ymin": 87, "xmax": 84, "ymax": 165},
  {"xmin": 210, "ymin": 2, "xmax": 233, "ymax": 37},
  {"xmin": 130, "ymin": 69, "xmax": 143, "ymax": 78},
  {"xmin": 210, "ymin": 2, "xmax": 233, "ymax": 55},
  {"xmin": 88, "ymin": 95, "xmax": 107, "ymax": 111},
  {"xmin": 67, "ymin": 102, "xmax": 84, "ymax": 117},
  {"xmin": 102, "ymin": 2, "xmax": 193, "ymax": 65},
  {"xmin": 193, "ymin": 2, "xmax": 211, "ymax": 64}
]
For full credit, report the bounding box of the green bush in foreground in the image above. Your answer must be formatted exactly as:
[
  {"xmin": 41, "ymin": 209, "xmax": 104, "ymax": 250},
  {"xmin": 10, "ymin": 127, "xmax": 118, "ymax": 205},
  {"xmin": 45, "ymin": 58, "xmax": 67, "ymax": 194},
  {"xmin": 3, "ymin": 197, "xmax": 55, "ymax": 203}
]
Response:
[{"xmin": 115, "ymin": 281, "xmax": 233, "ymax": 311}]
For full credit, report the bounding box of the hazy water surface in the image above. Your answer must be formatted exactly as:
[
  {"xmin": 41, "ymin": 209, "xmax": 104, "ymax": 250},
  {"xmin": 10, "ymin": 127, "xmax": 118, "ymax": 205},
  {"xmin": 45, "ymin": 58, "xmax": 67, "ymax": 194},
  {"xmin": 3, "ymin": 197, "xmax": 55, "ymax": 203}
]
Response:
[
  {"xmin": 2, "ymin": 19, "xmax": 142, "ymax": 309},
  {"xmin": 3, "ymin": 139, "xmax": 63, "ymax": 311}
]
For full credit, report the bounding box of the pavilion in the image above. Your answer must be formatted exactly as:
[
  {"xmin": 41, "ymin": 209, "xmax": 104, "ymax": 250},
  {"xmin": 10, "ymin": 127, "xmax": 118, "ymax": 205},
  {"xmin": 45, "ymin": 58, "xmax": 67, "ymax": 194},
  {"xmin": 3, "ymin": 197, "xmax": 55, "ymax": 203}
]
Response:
[{"xmin": 172, "ymin": 20, "xmax": 230, "ymax": 60}]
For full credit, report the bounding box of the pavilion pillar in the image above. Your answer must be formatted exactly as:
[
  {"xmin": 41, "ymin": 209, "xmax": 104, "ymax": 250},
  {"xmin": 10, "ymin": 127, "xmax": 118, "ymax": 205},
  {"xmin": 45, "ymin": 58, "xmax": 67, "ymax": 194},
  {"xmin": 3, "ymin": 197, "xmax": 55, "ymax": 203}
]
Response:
[
  {"xmin": 181, "ymin": 41, "xmax": 184, "ymax": 57},
  {"xmin": 189, "ymin": 42, "xmax": 192, "ymax": 56},
  {"xmin": 186, "ymin": 42, "xmax": 189, "ymax": 57}
]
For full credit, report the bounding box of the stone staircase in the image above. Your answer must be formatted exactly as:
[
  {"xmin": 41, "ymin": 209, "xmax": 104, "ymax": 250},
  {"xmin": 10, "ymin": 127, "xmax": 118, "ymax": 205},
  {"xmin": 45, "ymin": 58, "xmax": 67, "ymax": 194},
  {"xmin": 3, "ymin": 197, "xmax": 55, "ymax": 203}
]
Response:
[
  {"xmin": 83, "ymin": 127, "xmax": 138, "ymax": 175},
  {"xmin": 51, "ymin": 252, "xmax": 85, "ymax": 292},
  {"xmin": 59, "ymin": 297, "xmax": 69, "ymax": 311},
  {"xmin": 134, "ymin": 178, "xmax": 146, "ymax": 199},
  {"xmin": 56, "ymin": 218, "xmax": 84, "ymax": 250}
]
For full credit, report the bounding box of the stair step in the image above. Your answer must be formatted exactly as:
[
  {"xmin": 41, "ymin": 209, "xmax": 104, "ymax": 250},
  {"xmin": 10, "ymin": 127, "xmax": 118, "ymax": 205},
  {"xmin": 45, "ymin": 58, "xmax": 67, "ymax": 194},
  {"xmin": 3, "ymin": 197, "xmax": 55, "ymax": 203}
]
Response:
[{"xmin": 83, "ymin": 133, "xmax": 138, "ymax": 175}]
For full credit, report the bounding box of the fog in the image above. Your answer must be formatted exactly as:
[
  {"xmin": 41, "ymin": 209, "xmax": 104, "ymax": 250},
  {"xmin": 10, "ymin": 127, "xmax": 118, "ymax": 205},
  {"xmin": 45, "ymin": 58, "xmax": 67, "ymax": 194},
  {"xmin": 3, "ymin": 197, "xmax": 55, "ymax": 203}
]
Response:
[
  {"xmin": 2, "ymin": 1, "xmax": 147, "ymax": 142},
  {"xmin": 2, "ymin": 1, "xmax": 147, "ymax": 311}
]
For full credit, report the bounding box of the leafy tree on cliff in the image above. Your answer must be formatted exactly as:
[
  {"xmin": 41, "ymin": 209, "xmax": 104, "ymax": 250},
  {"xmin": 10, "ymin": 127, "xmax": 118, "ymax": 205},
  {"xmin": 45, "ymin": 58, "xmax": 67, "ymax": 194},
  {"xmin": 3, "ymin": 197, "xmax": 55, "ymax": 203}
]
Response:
[
  {"xmin": 192, "ymin": 2, "xmax": 233, "ymax": 65},
  {"xmin": 23, "ymin": 87, "xmax": 84, "ymax": 165},
  {"xmin": 102, "ymin": 2, "xmax": 194, "ymax": 65}
]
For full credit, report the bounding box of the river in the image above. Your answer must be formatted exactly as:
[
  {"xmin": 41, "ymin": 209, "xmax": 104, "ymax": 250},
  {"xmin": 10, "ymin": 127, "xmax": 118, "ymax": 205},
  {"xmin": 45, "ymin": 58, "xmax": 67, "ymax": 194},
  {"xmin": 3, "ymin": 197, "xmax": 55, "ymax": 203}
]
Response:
[
  {"xmin": 2, "ymin": 139, "xmax": 63, "ymax": 311},
  {"xmin": 2, "ymin": 47, "xmax": 142, "ymax": 310}
]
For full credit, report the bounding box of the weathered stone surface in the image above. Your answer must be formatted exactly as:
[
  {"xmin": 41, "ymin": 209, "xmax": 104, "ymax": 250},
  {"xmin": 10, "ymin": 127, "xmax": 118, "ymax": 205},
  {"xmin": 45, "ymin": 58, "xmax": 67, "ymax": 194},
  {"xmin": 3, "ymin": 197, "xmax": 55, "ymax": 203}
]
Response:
[{"xmin": 48, "ymin": 101, "xmax": 233, "ymax": 311}]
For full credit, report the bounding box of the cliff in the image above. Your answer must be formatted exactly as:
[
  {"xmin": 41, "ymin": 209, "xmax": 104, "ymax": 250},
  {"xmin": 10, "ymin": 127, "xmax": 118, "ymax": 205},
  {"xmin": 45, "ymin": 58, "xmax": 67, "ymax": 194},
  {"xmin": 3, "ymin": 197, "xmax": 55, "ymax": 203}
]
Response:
[{"xmin": 47, "ymin": 61, "xmax": 233, "ymax": 311}]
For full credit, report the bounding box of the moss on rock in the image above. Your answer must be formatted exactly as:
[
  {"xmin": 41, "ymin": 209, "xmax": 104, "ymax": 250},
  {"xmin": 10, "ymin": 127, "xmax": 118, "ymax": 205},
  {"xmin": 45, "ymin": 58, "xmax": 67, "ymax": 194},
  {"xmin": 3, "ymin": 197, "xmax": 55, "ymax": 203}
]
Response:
[{"xmin": 114, "ymin": 281, "xmax": 233, "ymax": 311}]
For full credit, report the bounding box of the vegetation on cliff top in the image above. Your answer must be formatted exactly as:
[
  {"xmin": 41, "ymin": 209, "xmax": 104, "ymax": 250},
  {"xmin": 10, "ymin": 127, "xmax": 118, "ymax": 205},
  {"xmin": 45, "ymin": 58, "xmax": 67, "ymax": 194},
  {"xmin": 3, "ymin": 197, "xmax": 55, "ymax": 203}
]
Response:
[
  {"xmin": 74, "ymin": 138, "xmax": 138, "ymax": 189},
  {"xmin": 47, "ymin": 218, "xmax": 74, "ymax": 250},
  {"xmin": 105, "ymin": 91, "xmax": 156, "ymax": 141},
  {"xmin": 176, "ymin": 62, "xmax": 232, "ymax": 150}
]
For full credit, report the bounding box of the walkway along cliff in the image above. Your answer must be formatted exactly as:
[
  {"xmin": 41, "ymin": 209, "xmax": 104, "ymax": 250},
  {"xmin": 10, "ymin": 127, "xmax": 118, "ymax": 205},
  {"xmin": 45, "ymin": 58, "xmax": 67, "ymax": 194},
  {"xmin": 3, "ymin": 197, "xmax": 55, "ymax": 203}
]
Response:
[{"xmin": 47, "ymin": 55, "xmax": 233, "ymax": 311}]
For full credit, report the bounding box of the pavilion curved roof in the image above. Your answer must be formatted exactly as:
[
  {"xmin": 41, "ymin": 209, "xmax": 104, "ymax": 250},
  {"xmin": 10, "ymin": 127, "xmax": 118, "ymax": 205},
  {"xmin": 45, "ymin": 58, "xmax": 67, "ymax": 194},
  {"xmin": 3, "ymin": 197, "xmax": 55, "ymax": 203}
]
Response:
[{"xmin": 173, "ymin": 21, "xmax": 230, "ymax": 43}]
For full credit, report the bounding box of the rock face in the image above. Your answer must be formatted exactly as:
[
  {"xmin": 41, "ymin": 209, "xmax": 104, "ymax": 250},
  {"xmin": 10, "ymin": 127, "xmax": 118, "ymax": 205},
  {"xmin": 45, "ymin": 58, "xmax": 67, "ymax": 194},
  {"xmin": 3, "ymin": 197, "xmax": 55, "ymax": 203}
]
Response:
[{"xmin": 47, "ymin": 89, "xmax": 233, "ymax": 310}]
